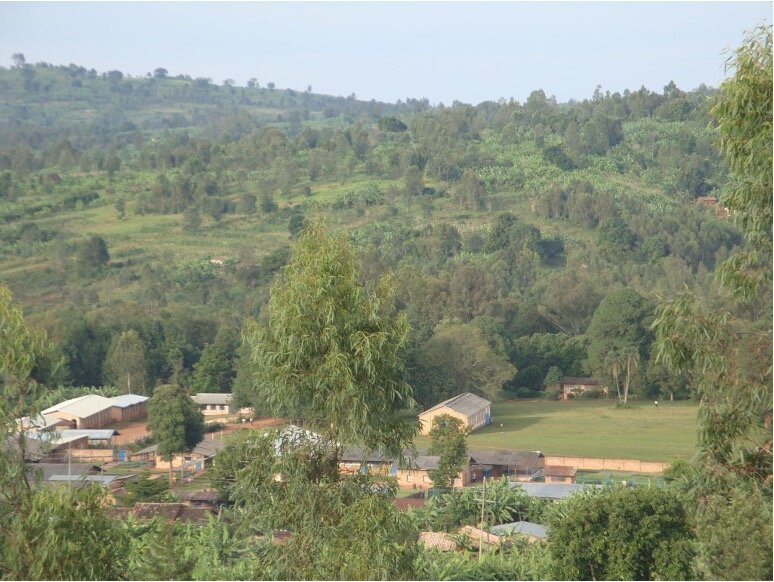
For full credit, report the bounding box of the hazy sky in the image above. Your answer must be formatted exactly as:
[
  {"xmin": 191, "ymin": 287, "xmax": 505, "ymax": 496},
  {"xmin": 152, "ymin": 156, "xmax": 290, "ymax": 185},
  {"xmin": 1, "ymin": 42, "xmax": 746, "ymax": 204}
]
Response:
[{"xmin": 0, "ymin": 2, "xmax": 770, "ymax": 105}]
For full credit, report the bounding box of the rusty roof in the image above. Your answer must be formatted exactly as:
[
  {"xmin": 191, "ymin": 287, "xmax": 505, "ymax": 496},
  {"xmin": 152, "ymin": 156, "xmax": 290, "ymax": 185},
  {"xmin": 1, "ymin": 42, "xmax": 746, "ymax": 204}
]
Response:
[
  {"xmin": 419, "ymin": 531, "xmax": 458, "ymax": 552},
  {"xmin": 543, "ymin": 465, "xmax": 578, "ymax": 477}
]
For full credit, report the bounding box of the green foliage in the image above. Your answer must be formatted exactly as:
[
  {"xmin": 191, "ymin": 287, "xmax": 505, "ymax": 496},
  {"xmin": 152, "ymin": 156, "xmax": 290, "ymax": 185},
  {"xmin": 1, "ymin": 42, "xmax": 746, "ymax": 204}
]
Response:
[
  {"xmin": 414, "ymin": 542, "xmax": 552, "ymax": 581},
  {"xmin": 587, "ymin": 288, "xmax": 653, "ymax": 395},
  {"xmin": 428, "ymin": 414, "xmax": 469, "ymax": 489},
  {"xmin": 123, "ymin": 471, "xmax": 170, "ymax": 503},
  {"xmin": 412, "ymin": 321, "xmax": 516, "ymax": 406},
  {"xmin": 0, "ymin": 486, "xmax": 131, "ymax": 580},
  {"xmin": 652, "ymin": 30, "xmax": 773, "ymax": 579},
  {"xmin": 242, "ymin": 220, "xmax": 416, "ymax": 456},
  {"xmin": 547, "ymin": 486, "xmax": 696, "ymax": 580},
  {"xmin": 75, "ymin": 234, "xmax": 110, "ymax": 278},
  {"xmin": 104, "ymin": 329, "xmax": 148, "ymax": 395},
  {"xmin": 214, "ymin": 428, "xmax": 419, "ymax": 580},
  {"xmin": 413, "ymin": 478, "xmax": 546, "ymax": 532},
  {"xmin": 147, "ymin": 383, "xmax": 205, "ymax": 477},
  {"xmin": 711, "ymin": 26, "xmax": 772, "ymax": 300},
  {"xmin": 189, "ymin": 325, "xmax": 239, "ymax": 394}
]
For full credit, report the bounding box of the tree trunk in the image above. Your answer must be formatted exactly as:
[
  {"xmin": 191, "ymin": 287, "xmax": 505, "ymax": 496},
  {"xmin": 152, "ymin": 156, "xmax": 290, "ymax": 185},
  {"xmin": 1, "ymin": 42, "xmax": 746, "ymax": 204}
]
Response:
[{"xmin": 168, "ymin": 461, "xmax": 173, "ymax": 487}]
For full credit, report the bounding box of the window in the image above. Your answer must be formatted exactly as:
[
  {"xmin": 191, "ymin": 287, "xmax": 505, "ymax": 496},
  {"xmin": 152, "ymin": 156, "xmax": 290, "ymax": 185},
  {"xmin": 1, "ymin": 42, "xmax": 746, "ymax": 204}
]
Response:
[
  {"xmin": 219, "ymin": 404, "xmax": 226, "ymax": 411},
  {"xmin": 209, "ymin": 404, "xmax": 217, "ymax": 411},
  {"xmin": 406, "ymin": 472, "xmax": 413, "ymax": 482},
  {"xmin": 423, "ymin": 474, "xmax": 431, "ymax": 483}
]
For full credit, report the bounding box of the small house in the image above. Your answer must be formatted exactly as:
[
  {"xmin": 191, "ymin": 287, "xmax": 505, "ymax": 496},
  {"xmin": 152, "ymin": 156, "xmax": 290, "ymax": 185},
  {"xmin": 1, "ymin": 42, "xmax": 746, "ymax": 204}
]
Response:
[
  {"xmin": 469, "ymin": 449, "xmax": 545, "ymax": 482},
  {"xmin": 57, "ymin": 429, "xmax": 118, "ymax": 448},
  {"xmin": 561, "ymin": 377, "xmax": 604, "ymax": 400},
  {"xmin": 418, "ymin": 392, "xmax": 492, "ymax": 436},
  {"xmin": 131, "ymin": 437, "xmax": 226, "ymax": 472},
  {"xmin": 542, "ymin": 465, "xmax": 577, "ymax": 484},
  {"xmin": 192, "ymin": 393, "xmax": 232, "ymax": 417},
  {"xmin": 391, "ymin": 454, "xmax": 472, "ymax": 489}
]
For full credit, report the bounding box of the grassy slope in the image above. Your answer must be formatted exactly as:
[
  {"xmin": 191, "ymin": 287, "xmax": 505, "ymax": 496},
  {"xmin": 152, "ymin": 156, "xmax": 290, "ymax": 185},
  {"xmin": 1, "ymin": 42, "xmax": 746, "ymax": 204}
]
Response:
[{"xmin": 415, "ymin": 399, "xmax": 698, "ymax": 462}]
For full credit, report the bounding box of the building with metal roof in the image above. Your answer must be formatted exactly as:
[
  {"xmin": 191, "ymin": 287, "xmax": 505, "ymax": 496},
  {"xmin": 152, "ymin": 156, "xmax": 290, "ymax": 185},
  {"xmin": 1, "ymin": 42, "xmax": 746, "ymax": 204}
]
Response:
[
  {"xmin": 41, "ymin": 395, "xmax": 118, "ymax": 429},
  {"xmin": 110, "ymin": 394, "xmax": 148, "ymax": 407},
  {"xmin": 489, "ymin": 521, "xmax": 548, "ymax": 541},
  {"xmin": 192, "ymin": 392, "xmax": 232, "ymax": 416},
  {"xmin": 512, "ymin": 482, "xmax": 602, "ymax": 500},
  {"xmin": 16, "ymin": 413, "xmax": 73, "ymax": 432},
  {"xmin": 418, "ymin": 392, "xmax": 492, "ymax": 435},
  {"xmin": 58, "ymin": 429, "xmax": 118, "ymax": 446}
]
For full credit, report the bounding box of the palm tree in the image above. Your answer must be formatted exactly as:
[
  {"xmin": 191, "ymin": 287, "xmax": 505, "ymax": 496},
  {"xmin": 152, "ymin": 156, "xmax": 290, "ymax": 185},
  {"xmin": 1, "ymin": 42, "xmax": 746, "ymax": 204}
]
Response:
[
  {"xmin": 620, "ymin": 346, "xmax": 640, "ymax": 404},
  {"xmin": 604, "ymin": 349, "xmax": 624, "ymax": 402}
]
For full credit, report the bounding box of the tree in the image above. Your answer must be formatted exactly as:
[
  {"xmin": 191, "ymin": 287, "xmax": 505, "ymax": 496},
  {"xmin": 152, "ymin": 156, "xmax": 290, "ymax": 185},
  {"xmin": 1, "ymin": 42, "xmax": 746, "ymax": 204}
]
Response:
[
  {"xmin": 189, "ymin": 325, "xmax": 239, "ymax": 393},
  {"xmin": 587, "ymin": 288, "xmax": 653, "ymax": 397},
  {"xmin": 428, "ymin": 414, "xmax": 468, "ymax": 490},
  {"xmin": 11, "ymin": 52, "xmax": 25, "ymax": 68},
  {"xmin": 412, "ymin": 322, "xmax": 516, "ymax": 406},
  {"xmin": 214, "ymin": 428, "xmax": 419, "ymax": 580},
  {"xmin": 153, "ymin": 67, "xmax": 168, "ymax": 79},
  {"xmin": 242, "ymin": 220, "xmax": 416, "ymax": 457},
  {"xmin": 114, "ymin": 198, "xmax": 126, "ymax": 220},
  {"xmin": 0, "ymin": 287, "xmax": 130, "ymax": 580},
  {"xmin": 287, "ymin": 213, "xmax": 306, "ymax": 238},
  {"xmin": 652, "ymin": 27, "xmax": 772, "ymax": 580},
  {"xmin": 712, "ymin": 25, "xmax": 772, "ymax": 300},
  {"xmin": 548, "ymin": 487, "xmax": 695, "ymax": 580},
  {"xmin": 147, "ymin": 384, "xmax": 204, "ymax": 485},
  {"xmin": 182, "ymin": 205, "xmax": 202, "ymax": 233},
  {"xmin": 75, "ymin": 234, "xmax": 110, "ymax": 278},
  {"xmin": 123, "ymin": 471, "xmax": 169, "ymax": 503},
  {"xmin": 104, "ymin": 330, "xmax": 148, "ymax": 394}
]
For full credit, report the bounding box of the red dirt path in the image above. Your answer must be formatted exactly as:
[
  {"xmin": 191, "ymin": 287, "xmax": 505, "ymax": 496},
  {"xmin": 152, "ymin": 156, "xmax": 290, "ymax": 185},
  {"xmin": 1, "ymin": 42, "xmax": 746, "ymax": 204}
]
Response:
[{"xmin": 110, "ymin": 417, "xmax": 285, "ymax": 446}]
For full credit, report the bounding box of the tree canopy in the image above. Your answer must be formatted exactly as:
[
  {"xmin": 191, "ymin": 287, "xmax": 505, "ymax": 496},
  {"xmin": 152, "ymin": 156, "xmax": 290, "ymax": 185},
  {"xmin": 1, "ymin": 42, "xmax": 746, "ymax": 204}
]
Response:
[{"xmin": 242, "ymin": 220, "xmax": 417, "ymax": 456}]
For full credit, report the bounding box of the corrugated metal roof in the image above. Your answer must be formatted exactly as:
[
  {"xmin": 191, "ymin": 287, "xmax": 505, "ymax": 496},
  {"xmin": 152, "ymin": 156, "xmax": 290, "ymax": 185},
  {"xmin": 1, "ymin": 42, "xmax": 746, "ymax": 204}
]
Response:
[
  {"xmin": 192, "ymin": 393, "xmax": 232, "ymax": 405},
  {"xmin": 48, "ymin": 475, "xmax": 119, "ymax": 484},
  {"xmin": 41, "ymin": 395, "xmax": 91, "ymax": 414},
  {"xmin": 542, "ymin": 465, "xmax": 577, "ymax": 477},
  {"xmin": 17, "ymin": 414, "xmax": 69, "ymax": 431},
  {"xmin": 470, "ymin": 449, "xmax": 545, "ymax": 468},
  {"xmin": 42, "ymin": 394, "xmax": 117, "ymax": 418},
  {"xmin": 27, "ymin": 463, "xmax": 100, "ymax": 482},
  {"xmin": 340, "ymin": 447, "xmax": 390, "ymax": 464},
  {"xmin": 110, "ymin": 394, "xmax": 148, "ymax": 407},
  {"xmin": 26, "ymin": 432, "xmax": 88, "ymax": 446},
  {"xmin": 489, "ymin": 521, "xmax": 548, "ymax": 539},
  {"xmin": 422, "ymin": 392, "xmax": 491, "ymax": 417},
  {"xmin": 58, "ymin": 429, "xmax": 117, "ymax": 440},
  {"xmin": 512, "ymin": 482, "xmax": 601, "ymax": 499}
]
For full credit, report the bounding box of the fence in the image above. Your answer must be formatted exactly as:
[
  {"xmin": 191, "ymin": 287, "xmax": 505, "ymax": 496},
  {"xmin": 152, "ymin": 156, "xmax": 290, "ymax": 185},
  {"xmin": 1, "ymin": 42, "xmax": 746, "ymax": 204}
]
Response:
[{"xmin": 545, "ymin": 455, "xmax": 668, "ymax": 474}]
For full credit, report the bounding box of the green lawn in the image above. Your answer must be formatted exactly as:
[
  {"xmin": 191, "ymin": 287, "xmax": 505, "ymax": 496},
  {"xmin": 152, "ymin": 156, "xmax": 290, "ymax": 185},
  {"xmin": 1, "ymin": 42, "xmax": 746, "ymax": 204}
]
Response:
[{"xmin": 416, "ymin": 399, "xmax": 698, "ymax": 462}]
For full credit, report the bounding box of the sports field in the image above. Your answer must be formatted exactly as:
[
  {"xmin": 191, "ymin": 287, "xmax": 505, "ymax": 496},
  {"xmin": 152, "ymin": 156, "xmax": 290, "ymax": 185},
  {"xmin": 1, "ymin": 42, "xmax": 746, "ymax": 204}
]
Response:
[{"xmin": 416, "ymin": 399, "xmax": 699, "ymax": 462}]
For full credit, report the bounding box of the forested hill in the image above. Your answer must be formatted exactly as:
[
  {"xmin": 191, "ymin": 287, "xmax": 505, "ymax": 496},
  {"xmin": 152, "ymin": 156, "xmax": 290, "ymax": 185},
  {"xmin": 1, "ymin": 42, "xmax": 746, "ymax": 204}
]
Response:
[{"xmin": 0, "ymin": 60, "xmax": 746, "ymax": 408}]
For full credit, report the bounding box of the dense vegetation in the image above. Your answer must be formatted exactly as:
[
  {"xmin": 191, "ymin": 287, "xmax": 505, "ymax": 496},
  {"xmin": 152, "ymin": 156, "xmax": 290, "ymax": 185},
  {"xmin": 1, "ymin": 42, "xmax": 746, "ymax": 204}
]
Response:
[
  {"xmin": 0, "ymin": 50, "xmax": 743, "ymax": 409},
  {"xmin": 1, "ymin": 25, "xmax": 771, "ymax": 580}
]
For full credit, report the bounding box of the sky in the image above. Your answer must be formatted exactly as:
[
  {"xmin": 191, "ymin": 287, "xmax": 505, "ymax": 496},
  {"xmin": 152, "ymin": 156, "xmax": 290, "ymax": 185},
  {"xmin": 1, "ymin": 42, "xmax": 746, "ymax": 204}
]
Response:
[{"xmin": 0, "ymin": 1, "xmax": 771, "ymax": 105}]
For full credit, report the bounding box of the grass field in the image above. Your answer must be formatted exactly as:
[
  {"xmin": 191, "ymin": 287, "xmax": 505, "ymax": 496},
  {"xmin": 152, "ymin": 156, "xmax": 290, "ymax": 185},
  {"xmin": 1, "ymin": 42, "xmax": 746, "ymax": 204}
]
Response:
[{"xmin": 415, "ymin": 399, "xmax": 699, "ymax": 462}]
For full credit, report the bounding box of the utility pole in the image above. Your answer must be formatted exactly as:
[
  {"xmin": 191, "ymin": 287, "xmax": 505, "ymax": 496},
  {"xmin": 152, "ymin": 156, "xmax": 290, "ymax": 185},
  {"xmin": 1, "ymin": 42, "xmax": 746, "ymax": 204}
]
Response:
[{"xmin": 479, "ymin": 476, "xmax": 486, "ymax": 559}]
